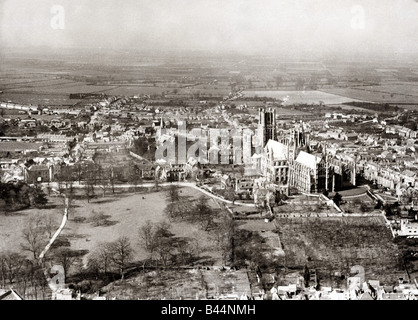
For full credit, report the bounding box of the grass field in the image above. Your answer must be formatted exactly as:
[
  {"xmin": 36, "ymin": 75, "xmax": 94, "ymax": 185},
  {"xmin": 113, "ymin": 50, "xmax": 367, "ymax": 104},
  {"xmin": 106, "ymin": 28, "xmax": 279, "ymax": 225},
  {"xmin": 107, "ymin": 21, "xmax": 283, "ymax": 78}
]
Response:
[
  {"xmin": 0, "ymin": 198, "xmax": 63, "ymax": 257},
  {"xmin": 0, "ymin": 185, "xmax": 222, "ymax": 266},
  {"xmin": 61, "ymin": 186, "xmax": 222, "ymax": 267}
]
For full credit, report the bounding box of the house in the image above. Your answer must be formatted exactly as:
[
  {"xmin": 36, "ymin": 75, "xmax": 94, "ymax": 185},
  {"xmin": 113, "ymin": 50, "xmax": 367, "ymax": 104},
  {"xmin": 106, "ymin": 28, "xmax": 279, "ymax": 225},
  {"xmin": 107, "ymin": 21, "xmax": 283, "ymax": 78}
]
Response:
[
  {"xmin": 139, "ymin": 164, "xmax": 156, "ymax": 180},
  {"xmin": 25, "ymin": 164, "xmax": 52, "ymax": 183},
  {"xmin": 235, "ymin": 168, "xmax": 263, "ymax": 193},
  {"xmin": 165, "ymin": 164, "xmax": 186, "ymax": 182},
  {"xmin": 397, "ymin": 219, "xmax": 418, "ymax": 237}
]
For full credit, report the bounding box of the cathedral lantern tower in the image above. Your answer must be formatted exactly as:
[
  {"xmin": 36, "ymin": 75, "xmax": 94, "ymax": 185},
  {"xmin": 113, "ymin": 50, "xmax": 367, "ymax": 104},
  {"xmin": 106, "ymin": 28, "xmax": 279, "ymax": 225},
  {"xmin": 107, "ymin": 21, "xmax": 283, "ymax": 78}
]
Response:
[{"xmin": 258, "ymin": 108, "xmax": 277, "ymax": 147}]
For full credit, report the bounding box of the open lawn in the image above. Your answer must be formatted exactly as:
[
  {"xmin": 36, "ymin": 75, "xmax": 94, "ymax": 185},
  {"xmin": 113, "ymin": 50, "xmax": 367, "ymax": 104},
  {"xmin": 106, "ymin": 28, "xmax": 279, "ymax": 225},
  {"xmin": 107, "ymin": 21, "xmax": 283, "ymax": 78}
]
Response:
[
  {"xmin": 61, "ymin": 187, "xmax": 222, "ymax": 267},
  {"xmin": 0, "ymin": 197, "xmax": 63, "ymax": 257}
]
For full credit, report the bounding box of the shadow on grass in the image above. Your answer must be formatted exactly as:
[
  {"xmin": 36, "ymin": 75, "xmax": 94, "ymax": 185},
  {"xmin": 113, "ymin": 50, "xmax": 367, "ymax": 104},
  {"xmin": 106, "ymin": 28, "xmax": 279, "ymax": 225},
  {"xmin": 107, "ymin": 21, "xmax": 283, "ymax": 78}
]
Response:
[
  {"xmin": 60, "ymin": 232, "xmax": 90, "ymax": 240},
  {"xmin": 41, "ymin": 204, "xmax": 59, "ymax": 210},
  {"xmin": 51, "ymin": 236, "xmax": 71, "ymax": 248},
  {"xmin": 93, "ymin": 198, "xmax": 123, "ymax": 205},
  {"xmin": 87, "ymin": 193, "xmax": 133, "ymax": 205},
  {"xmin": 91, "ymin": 215, "xmax": 119, "ymax": 227}
]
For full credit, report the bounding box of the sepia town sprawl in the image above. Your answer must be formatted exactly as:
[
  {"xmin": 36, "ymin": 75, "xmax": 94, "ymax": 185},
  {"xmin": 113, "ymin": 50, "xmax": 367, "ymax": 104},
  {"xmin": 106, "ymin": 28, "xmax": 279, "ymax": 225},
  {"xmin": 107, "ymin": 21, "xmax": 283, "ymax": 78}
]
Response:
[{"xmin": 0, "ymin": 0, "xmax": 418, "ymax": 301}]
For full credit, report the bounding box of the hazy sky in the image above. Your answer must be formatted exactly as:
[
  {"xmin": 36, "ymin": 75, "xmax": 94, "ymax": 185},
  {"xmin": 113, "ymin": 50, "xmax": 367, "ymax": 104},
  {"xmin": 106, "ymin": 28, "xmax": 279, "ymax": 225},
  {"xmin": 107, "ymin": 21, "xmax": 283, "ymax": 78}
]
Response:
[{"xmin": 1, "ymin": 0, "xmax": 418, "ymax": 56}]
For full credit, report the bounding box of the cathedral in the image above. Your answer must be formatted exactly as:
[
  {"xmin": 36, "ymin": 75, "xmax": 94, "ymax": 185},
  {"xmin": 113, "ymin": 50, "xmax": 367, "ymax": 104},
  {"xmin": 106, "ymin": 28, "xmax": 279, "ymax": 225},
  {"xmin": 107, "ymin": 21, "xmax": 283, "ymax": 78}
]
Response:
[{"xmin": 255, "ymin": 108, "xmax": 357, "ymax": 196}]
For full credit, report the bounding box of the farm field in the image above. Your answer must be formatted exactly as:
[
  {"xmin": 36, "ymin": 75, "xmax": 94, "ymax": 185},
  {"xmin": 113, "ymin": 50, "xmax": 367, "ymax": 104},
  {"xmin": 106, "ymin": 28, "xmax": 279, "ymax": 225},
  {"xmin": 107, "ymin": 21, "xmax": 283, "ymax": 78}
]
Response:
[
  {"xmin": 2, "ymin": 80, "xmax": 115, "ymax": 95},
  {"xmin": 242, "ymin": 90, "xmax": 364, "ymax": 105},
  {"xmin": 275, "ymin": 216, "xmax": 404, "ymax": 287},
  {"xmin": 98, "ymin": 268, "xmax": 251, "ymax": 300},
  {"xmin": 0, "ymin": 92, "xmax": 81, "ymax": 106},
  {"xmin": 102, "ymin": 85, "xmax": 165, "ymax": 96},
  {"xmin": 322, "ymin": 84, "xmax": 418, "ymax": 105}
]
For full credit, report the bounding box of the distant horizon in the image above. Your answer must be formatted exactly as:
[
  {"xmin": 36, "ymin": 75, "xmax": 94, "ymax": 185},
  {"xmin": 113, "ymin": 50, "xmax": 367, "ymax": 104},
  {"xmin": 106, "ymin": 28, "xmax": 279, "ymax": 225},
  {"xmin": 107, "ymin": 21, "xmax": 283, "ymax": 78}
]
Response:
[
  {"xmin": 1, "ymin": 45, "xmax": 417, "ymax": 64},
  {"xmin": 1, "ymin": 0, "xmax": 418, "ymax": 62}
]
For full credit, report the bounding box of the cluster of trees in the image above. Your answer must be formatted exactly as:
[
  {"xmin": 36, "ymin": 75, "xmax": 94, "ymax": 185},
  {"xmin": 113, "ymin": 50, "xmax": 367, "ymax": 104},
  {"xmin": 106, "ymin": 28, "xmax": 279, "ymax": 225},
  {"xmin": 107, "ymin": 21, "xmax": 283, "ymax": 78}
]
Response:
[
  {"xmin": 55, "ymin": 161, "xmax": 141, "ymax": 202},
  {"xmin": 212, "ymin": 187, "xmax": 238, "ymax": 204},
  {"xmin": 139, "ymin": 221, "xmax": 199, "ymax": 267},
  {"xmin": 164, "ymin": 186, "xmax": 216, "ymax": 231},
  {"xmin": 87, "ymin": 237, "xmax": 134, "ymax": 280},
  {"xmin": 56, "ymin": 152, "xmax": 157, "ymax": 196},
  {"xmin": 0, "ymin": 251, "xmax": 49, "ymax": 299},
  {"xmin": 342, "ymin": 102, "xmax": 399, "ymax": 113},
  {"xmin": 0, "ymin": 212, "xmax": 73, "ymax": 299},
  {"xmin": 382, "ymin": 202, "xmax": 400, "ymax": 217},
  {"xmin": 164, "ymin": 185, "xmax": 238, "ymax": 266},
  {"xmin": 0, "ymin": 182, "xmax": 48, "ymax": 212},
  {"xmin": 20, "ymin": 213, "xmax": 58, "ymax": 260},
  {"xmin": 131, "ymin": 136, "xmax": 156, "ymax": 160}
]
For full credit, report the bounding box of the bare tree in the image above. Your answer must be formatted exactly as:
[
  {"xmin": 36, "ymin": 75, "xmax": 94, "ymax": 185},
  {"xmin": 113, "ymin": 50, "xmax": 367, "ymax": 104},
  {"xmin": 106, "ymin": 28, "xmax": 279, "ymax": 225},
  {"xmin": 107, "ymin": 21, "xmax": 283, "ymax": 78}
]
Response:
[
  {"xmin": 138, "ymin": 221, "xmax": 174, "ymax": 267},
  {"xmin": 154, "ymin": 175, "xmax": 160, "ymax": 192},
  {"xmin": 87, "ymin": 242, "xmax": 113, "ymax": 277},
  {"xmin": 21, "ymin": 216, "xmax": 47, "ymax": 260},
  {"xmin": 194, "ymin": 196, "xmax": 215, "ymax": 230},
  {"xmin": 167, "ymin": 185, "xmax": 180, "ymax": 203},
  {"xmin": 52, "ymin": 248, "xmax": 82, "ymax": 280},
  {"xmin": 153, "ymin": 222, "xmax": 174, "ymax": 267},
  {"xmin": 164, "ymin": 201, "xmax": 192, "ymax": 221},
  {"xmin": 224, "ymin": 186, "xmax": 237, "ymax": 204},
  {"xmin": 139, "ymin": 220, "xmax": 157, "ymax": 263},
  {"xmin": 109, "ymin": 166, "xmax": 116, "ymax": 194},
  {"xmin": 57, "ymin": 164, "xmax": 74, "ymax": 194},
  {"xmin": 3, "ymin": 251, "xmax": 25, "ymax": 284},
  {"xmin": 97, "ymin": 165, "xmax": 109, "ymax": 197},
  {"xmin": 108, "ymin": 237, "xmax": 134, "ymax": 280},
  {"xmin": 74, "ymin": 163, "xmax": 84, "ymax": 184},
  {"xmin": 0, "ymin": 254, "xmax": 7, "ymax": 288},
  {"xmin": 41, "ymin": 213, "xmax": 57, "ymax": 239},
  {"xmin": 128, "ymin": 162, "xmax": 142, "ymax": 192},
  {"xmin": 175, "ymin": 238, "xmax": 199, "ymax": 265},
  {"xmin": 215, "ymin": 213, "xmax": 237, "ymax": 265},
  {"xmin": 15, "ymin": 258, "xmax": 34, "ymax": 298}
]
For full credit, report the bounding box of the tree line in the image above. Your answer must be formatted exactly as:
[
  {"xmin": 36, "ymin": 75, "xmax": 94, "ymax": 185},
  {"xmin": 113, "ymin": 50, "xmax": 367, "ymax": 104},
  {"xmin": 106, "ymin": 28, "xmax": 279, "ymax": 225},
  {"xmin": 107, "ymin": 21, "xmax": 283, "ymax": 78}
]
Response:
[{"xmin": 0, "ymin": 182, "xmax": 47, "ymax": 212}]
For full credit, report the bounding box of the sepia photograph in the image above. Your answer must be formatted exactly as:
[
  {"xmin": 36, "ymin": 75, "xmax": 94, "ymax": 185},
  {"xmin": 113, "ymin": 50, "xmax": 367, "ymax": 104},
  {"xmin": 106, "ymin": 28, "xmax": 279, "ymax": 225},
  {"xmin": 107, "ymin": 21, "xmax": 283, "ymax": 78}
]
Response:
[{"xmin": 0, "ymin": 0, "xmax": 418, "ymax": 307}]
